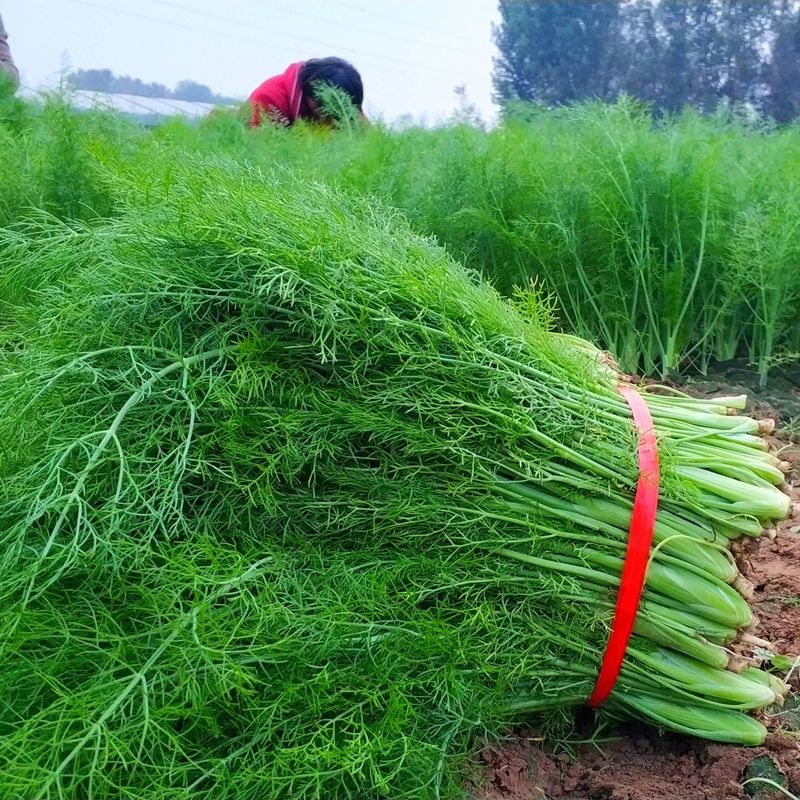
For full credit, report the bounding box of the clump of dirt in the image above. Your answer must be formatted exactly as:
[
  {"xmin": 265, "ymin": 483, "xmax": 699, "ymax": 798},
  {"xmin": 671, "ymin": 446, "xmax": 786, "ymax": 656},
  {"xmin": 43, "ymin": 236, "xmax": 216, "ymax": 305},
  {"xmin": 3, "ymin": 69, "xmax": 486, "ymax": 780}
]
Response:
[
  {"xmin": 741, "ymin": 529, "xmax": 800, "ymax": 657},
  {"xmin": 474, "ymin": 365, "xmax": 800, "ymax": 800},
  {"xmin": 477, "ymin": 730, "xmax": 800, "ymax": 800}
]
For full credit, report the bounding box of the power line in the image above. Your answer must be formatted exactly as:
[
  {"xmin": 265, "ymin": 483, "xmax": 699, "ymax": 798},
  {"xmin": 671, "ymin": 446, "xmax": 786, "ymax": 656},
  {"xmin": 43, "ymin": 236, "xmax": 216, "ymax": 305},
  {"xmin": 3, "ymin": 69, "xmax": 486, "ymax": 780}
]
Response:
[
  {"xmin": 135, "ymin": 0, "xmax": 488, "ymax": 82},
  {"xmin": 63, "ymin": 0, "xmax": 451, "ymax": 87},
  {"xmin": 233, "ymin": 0, "xmax": 485, "ymax": 60},
  {"xmin": 67, "ymin": 0, "xmax": 304, "ymax": 61},
  {"xmin": 336, "ymin": 0, "xmax": 496, "ymax": 34}
]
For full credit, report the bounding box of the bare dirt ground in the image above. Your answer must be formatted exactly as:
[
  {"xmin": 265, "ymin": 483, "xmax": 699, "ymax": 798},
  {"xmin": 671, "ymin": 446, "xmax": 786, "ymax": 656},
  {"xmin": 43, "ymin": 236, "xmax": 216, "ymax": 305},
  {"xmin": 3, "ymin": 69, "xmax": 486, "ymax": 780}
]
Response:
[{"xmin": 475, "ymin": 361, "xmax": 800, "ymax": 800}]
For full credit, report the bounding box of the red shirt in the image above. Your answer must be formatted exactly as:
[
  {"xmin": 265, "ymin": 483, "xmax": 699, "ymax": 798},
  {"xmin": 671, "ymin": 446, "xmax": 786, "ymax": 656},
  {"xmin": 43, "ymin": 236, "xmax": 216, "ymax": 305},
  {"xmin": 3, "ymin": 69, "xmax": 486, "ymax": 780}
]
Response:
[{"xmin": 249, "ymin": 62, "xmax": 305, "ymax": 127}]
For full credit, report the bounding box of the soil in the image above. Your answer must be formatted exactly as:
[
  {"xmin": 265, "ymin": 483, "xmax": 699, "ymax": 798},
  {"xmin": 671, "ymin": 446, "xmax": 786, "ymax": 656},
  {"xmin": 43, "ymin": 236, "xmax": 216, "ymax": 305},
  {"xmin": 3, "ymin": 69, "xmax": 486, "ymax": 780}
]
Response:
[{"xmin": 475, "ymin": 362, "xmax": 800, "ymax": 800}]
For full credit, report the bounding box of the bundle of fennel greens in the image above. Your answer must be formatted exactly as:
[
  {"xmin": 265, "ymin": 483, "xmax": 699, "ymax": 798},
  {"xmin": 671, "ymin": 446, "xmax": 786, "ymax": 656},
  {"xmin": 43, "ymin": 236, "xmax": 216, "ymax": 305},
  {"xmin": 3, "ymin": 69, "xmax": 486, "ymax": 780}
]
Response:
[{"xmin": 0, "ymin": 161, "xmax": 791, "ymax": 800}]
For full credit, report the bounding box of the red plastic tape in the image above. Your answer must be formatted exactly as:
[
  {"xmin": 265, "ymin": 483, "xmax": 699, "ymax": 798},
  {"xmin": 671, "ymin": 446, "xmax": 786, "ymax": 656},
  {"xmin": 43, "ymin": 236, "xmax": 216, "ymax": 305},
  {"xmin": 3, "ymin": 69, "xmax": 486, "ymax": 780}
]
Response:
[{"xmin": 586, "ymin": 385, "xmax": 660, "ymax": 708}]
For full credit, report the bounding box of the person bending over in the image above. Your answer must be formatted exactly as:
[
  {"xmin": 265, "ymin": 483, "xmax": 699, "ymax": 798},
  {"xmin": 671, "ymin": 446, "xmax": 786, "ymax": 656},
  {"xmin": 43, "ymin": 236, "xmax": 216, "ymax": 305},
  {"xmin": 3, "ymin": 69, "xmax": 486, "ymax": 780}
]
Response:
[{"xmin": 249, "ymin": 57, "xmax": 364, "ymax": 127}]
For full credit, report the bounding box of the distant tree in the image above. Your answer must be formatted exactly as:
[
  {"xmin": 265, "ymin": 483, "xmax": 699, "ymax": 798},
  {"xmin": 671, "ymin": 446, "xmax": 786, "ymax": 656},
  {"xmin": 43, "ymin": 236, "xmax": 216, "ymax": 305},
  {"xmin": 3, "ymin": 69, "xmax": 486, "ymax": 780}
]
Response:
[
  {"xmin": 615, "ymin": 2, "xmax": 663, "ymax": 102},
  {"xmin": 767, "ymin": 3, "xmax": 800, "ymax": 122},
  {"xmin": 652, "ymin": 0, "xmax": 771, "ymax": 113},
  {"xmin": 493, "ymin": 1, "xmax": 791, "ymax": 120},
  {"xmin": 493, "ymin": 0, "xmax": 623, "ymax": 105},
  {"xmin": 655, "ymin": 1, "xmax": 700, "ymax": 111},
  {"xmin": 452, "ymin": 84, "xmax": 485, "ymax": 127},
  {"xmin": 173, "ymin": 80, "xmax": 214, "ymax": 103},
  {"xmin": 713, "ymin": 1, "xmax": 772, "ymax": 107},
  {"xmin": 65, "ymin": 69, "xmax": 235, "ymax": 104},
  {"xmin": 67, "ymin": 68, "xmax": 114, "ymax": 93},
  {"xmin": 111, "ymin": 75, "xmax": 145, "ymax": 96},
  {"xmin": 142, "ymin": 81, "xmax": 172, "ymax": 98}
]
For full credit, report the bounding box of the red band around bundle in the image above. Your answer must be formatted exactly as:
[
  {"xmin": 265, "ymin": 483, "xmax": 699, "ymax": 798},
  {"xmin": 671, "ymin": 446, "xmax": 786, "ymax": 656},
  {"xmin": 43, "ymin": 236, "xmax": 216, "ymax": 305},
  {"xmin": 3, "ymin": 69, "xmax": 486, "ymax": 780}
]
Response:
[{"xmin": 586, "ymin": 385, "xmax": 660, "ymax": 708}]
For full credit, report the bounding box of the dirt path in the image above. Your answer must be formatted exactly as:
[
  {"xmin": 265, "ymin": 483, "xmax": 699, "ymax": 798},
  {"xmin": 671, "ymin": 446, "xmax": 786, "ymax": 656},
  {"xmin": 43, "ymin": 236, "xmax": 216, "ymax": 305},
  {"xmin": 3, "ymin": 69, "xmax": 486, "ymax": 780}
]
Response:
[{"xmin": 475, "ymin": 366, "xmax": 800, "ymax": 800}]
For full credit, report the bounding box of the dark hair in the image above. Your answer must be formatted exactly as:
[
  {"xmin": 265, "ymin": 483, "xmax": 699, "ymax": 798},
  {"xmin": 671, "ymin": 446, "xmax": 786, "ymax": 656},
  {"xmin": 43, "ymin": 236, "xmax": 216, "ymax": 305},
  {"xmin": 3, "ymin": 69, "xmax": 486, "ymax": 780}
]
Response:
[{"xmin": 300, "ymin": 57, "xmax": 364, "ymax": 109}]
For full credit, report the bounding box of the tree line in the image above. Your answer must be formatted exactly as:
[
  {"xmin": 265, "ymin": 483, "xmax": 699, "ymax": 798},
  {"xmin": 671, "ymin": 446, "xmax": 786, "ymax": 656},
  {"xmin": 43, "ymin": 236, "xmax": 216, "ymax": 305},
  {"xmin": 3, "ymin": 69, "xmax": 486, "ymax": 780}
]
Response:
[
  {"xmin": 493, "ymin": 0, "xmax": 800, "ymax": 122},
  {"xmin": 66, "ymin": 69, "xmax": 239, "ymax": 105}
]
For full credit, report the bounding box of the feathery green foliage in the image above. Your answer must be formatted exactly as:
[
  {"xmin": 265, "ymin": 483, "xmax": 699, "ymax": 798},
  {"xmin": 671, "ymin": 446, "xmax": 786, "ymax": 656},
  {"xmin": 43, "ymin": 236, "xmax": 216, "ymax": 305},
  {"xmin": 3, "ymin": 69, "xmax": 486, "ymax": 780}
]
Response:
[{"xmin": 0, "ymin": 156, "xmax": 791, "ymax": 798}]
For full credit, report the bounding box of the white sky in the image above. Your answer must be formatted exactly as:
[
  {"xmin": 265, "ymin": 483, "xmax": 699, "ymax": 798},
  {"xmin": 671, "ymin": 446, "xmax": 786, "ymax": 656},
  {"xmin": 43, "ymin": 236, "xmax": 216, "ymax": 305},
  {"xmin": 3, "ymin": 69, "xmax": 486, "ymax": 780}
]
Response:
[{"xmin": 3, "ymin": 0, "xmax": 500, "ymax": 124}]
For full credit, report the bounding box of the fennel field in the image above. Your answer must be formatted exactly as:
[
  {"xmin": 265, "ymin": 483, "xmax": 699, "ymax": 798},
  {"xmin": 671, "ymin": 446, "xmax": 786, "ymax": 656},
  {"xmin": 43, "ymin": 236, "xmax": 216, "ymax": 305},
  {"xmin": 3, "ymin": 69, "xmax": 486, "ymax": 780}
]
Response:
[
  {"xmin": 2, "ymin": 91, "xmax": 800, "ymax": 385},
  {"xmin": 0, "ymin": 89, "xmax": 799, "ymax": 800}
]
